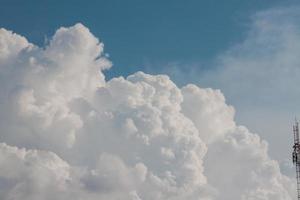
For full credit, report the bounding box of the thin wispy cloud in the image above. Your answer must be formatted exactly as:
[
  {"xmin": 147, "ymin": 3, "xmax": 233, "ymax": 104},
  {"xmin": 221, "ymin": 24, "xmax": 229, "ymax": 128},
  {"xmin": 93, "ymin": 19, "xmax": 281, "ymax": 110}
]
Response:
[{"xmin": 149, "ymin": 6, "xmax": 300, "ymax": 173}]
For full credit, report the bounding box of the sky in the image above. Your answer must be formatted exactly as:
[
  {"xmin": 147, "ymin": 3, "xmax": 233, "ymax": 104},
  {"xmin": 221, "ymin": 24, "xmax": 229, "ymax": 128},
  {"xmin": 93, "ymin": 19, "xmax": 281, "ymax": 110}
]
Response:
[
  {"xmin": 0, "ymin": 0, "xmax": 300, "ymax": 199},
  {"xmin": 0, "ymin": 0, "xmax": 295, "ymax": 77}
]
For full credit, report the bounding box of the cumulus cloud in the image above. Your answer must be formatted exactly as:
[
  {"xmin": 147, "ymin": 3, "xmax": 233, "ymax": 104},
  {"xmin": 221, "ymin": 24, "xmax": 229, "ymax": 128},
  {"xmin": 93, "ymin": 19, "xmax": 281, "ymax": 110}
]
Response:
[{"xmin": 0, "ymin": 23, "xmax": 295, "ymax": 199}]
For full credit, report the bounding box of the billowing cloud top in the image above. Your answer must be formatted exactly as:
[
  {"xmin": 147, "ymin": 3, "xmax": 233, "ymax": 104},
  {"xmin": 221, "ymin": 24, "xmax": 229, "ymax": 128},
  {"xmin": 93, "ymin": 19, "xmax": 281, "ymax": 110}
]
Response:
[{"xmin": 0, "ymin": 23, "xmax": 295, "ymax": 200}]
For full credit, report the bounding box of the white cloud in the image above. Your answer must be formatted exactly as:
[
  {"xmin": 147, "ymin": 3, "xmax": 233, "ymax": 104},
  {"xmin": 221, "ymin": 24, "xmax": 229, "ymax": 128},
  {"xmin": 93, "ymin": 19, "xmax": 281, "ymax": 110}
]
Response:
[
  {"xmin": 0, "ymin": 143, "xmax": 73, "ymax": 200},
  {"xmin": 203, "ymin": 7, "xmax": 300, "ymax": 107},
  {"xmin": 0, "ymin": 22, "xmax": 295, "ymax": 199}
]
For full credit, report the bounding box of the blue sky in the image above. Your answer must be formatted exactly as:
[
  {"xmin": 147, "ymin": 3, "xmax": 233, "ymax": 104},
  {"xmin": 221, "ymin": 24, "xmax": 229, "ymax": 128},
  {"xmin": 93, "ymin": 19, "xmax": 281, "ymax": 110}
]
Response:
[
  {"xmin": 0, "ymin": 0, "xmax": 294, "ymax": 79},
  {"xmin": 1, "ymin": 0, "xmax": 300, "ymax": 174}
]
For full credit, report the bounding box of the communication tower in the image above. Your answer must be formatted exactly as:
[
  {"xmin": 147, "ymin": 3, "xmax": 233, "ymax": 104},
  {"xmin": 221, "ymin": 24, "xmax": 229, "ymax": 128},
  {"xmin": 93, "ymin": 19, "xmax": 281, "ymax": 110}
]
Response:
[{"xmin": 293, "ymin": 120, "xmax": 300, "ymax": 200}]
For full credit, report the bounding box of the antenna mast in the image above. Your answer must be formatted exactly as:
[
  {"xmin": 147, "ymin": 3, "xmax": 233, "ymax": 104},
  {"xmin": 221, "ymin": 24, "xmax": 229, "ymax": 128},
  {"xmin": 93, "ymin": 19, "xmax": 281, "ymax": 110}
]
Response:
[{"xmin": 293, "ymin": 120, "xmax": 300, "ymax": 200}]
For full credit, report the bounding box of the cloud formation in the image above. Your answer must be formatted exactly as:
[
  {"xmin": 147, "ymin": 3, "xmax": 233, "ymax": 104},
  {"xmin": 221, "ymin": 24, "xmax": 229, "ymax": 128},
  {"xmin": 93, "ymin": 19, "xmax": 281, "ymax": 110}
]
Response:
[{"xmin": 0, "ymin": 23, "xmax": 295, "ymax": 199}]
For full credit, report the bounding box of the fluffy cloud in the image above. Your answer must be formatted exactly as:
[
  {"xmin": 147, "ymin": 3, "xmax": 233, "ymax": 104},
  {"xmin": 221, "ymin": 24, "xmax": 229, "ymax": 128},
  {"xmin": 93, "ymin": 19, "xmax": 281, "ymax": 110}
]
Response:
[{"xmin": 0, "ymin": 23, "xmax": 295, "ymax": 199}]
